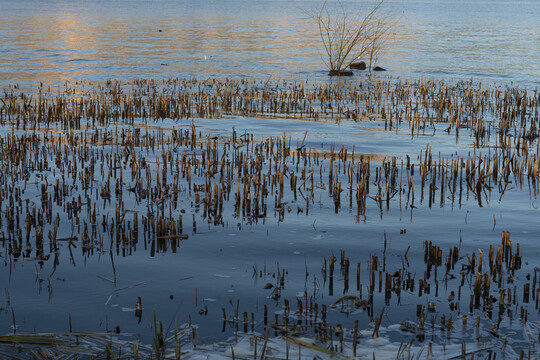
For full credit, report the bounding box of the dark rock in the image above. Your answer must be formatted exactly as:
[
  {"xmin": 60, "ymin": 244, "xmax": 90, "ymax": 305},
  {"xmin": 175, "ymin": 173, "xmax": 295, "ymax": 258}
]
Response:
[
  {"xmin": 373, "ymin": 66, "xmax": 386, "ymax": 72},
  {"xmin": 328, "ymin": 70, "xmax": 354, "ymax": 77},
  {"xmin": 350, "ymin": 61, "xmax": 366, "ymax": 70}
]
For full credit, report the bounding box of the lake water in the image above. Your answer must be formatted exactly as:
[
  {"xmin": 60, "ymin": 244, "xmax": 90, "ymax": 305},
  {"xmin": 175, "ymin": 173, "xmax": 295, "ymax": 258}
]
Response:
[
  {"xmin": 1, "ymin": 1, "xmax": 539, "ymax": 358},
  {"xmin": 1, "ymin": 0, "xmax": 539, "ymax": 88}
]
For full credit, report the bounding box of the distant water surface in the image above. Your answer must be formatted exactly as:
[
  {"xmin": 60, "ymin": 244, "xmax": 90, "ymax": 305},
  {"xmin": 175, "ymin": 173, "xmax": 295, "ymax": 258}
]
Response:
[{"xmin": 1, "ymin": 0, "xmax": 539, "ymax": 88}]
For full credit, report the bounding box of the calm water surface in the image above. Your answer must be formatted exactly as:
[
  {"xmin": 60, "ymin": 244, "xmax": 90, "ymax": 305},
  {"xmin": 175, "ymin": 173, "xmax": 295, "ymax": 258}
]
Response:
[
  {"xmin": 1, "ymin": 0, "xmax": 539, "ymax": 357},
  {"xmin": 1, "ymin": 0, "xmax": 539, "ymax": 88}
]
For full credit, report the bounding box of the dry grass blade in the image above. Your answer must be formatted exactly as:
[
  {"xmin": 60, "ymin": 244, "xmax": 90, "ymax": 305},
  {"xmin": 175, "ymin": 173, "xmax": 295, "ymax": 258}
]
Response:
[
  {"xmin": 0, "ymin": 334, "xmax": 68, "ymax": 345},
  {"xmin": 283, "ymin": 336, "xmax": 353, "ymax": 359}
]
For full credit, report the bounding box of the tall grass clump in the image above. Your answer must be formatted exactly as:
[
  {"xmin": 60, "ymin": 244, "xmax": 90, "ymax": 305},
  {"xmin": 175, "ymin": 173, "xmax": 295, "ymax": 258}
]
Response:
[{"xmin": 314, "ymin": 0, "xmax": 392, "ymax": 74}]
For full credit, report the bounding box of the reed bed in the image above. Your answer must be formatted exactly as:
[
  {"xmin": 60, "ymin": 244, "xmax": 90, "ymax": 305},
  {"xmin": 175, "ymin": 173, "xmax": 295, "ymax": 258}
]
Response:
[
  {"xmin": 1, "ymin": 232, "xmax": 538, "ymax": 359},
  {"xmin": 0, "ymin": 77, "xmax": 539, "ymax": 359},
  {"xmin": 0, "ymin": 104, "xmax": 539, "ymax": 255}
]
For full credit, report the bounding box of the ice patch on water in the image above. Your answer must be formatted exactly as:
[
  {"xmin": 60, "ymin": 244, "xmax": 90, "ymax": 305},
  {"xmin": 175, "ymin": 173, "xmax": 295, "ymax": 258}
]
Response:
[
  {"xmin": 365, "ymin": 336, "xmax": 390, "ymax": 346},
  {"xmin": 172, "ymin": 333, "xmax": 499, "ymax": 360},
  {"xmin": 359, "ymin": 329, "xmax": 374, "ymax": 337},
  {"xmin": 214, "ymin": 274, "xmax": 231, "ymax": 278}
]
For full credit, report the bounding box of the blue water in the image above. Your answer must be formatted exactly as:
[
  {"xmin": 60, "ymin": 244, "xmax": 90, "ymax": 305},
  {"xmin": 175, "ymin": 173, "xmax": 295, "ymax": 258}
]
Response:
[
  {"xmin": 0, "ymin": 1, "xmax": 539, "ymax": 356},
  {"xmin": 1, "ymin": 0, "xmax": 539, "ymax": 88}
]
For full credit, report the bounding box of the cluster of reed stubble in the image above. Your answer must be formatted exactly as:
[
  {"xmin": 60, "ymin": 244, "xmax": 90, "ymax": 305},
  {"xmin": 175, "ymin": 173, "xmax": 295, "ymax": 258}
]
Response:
[{"xmin": 0, "ymin": 77, "xmax": 539, "ymax": 358}]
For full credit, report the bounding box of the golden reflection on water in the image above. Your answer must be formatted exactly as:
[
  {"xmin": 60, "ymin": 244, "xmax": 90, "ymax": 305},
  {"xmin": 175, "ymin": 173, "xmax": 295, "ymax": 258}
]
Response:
[
  {"xmin": 1, "ymin": 3, "xmax": 321, "ymax": 86},
  {"xmin": 0, "ymin": 0, "xmax": 539, "ymax": 87}
]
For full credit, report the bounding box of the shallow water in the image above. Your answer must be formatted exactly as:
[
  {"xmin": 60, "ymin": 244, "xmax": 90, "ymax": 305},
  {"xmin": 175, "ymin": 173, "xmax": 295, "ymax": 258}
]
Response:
[{"xmin": 0, "ymin": 77, "xmax": 538, "ymax": 359}]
